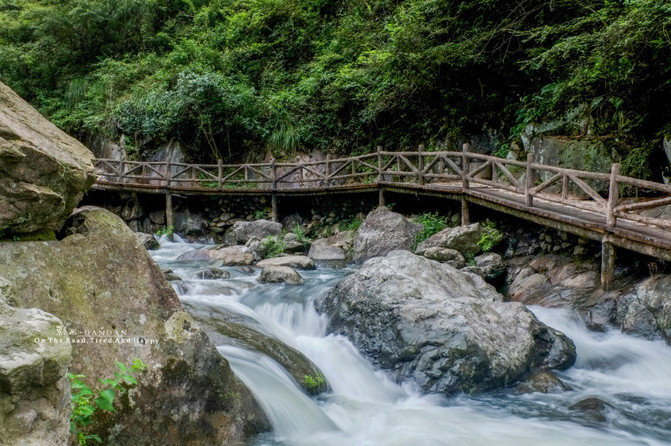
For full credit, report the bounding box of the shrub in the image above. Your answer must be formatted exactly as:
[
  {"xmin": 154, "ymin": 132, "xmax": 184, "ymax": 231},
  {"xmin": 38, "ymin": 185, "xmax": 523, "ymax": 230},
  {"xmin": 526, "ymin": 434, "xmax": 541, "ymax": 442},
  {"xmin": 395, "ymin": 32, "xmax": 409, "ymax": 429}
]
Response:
[
  {"xmin": 262, "ymin": 235, "xmax": 285, "ymax": 258},
  {"xmin": 414, "ymin": 212, "xmax": 448, "ymax": 248},
  {"xmin": 477, "ymin": 220, "xmax": 504, "ymax": 252}
]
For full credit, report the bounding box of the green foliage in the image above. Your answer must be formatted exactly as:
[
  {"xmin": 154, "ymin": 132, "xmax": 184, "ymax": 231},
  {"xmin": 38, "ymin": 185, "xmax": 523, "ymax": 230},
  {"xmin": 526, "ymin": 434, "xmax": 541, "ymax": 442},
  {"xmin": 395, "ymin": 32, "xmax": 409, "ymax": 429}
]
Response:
[
  {"xmin": 156, "ymin": 225, "xmax": 174, "ymax": 237},
  {"xmin": 338, "ymin": 216, "xmax": 363, "ymax": 232},
  {"xmin": 414, "ymin": 212, "xmax": 448, "ymax": 248},
  {"xmin": 477, "ymin": 220, "xmax": 503, "ymax": 252},
  {"xmin": 254, "ymin": 209, "xmax": 268, "ymax": 220},
  {"xmin": 0, "ymin": 0, "xmax": 669, "ymax": 177},
  {"xmin": 303, "ymin": 372, "xmax": 325, "ymax": 392},
  {"xmin": 69, "ymin": 359, "xmax": 146, "ymax": 445},
  {"xmin": 292, "ymin": 225, "xmax": 312, "ymax": 250},
  {"xmin": 262, "ymin": 235, "xmax": 285, "ymax": 259}
]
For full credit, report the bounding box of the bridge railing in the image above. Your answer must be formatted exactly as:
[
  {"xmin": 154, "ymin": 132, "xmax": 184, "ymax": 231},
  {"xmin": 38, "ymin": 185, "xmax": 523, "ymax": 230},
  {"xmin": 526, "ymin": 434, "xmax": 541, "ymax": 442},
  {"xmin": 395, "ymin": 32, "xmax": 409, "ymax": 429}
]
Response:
[{"xmin": 93, "ymin": 144, "xmax": 671, "ymax": 230}]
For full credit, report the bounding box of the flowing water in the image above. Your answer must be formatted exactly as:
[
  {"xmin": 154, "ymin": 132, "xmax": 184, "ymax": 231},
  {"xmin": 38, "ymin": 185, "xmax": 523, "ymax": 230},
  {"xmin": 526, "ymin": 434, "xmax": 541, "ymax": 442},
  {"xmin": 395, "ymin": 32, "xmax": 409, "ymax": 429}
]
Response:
[{"xmin": 153, "ymin": 237, "xmax": 671, "ymax": 446}]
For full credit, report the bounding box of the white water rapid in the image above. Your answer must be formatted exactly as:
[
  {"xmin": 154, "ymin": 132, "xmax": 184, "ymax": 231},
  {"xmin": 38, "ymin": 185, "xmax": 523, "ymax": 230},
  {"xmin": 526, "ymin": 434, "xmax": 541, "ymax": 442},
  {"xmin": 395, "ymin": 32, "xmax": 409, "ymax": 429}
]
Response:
[{"xmin": 152, "ymin": 239, "xmax": 671, "ymax": 446}]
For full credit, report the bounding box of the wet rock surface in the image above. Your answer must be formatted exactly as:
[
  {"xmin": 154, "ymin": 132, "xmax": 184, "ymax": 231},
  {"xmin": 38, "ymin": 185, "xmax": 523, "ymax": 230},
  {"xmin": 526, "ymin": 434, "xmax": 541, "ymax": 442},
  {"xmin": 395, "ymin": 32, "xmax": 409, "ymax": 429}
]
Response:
[{"xmin": 319, "ymin": 250, "xmax": 576, "ymax": 395}]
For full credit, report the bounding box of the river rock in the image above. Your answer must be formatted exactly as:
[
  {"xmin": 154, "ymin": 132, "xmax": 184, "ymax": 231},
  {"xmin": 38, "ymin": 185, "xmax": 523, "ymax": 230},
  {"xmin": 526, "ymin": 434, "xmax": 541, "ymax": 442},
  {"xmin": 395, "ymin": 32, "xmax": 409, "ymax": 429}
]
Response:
[
  {"xmin": 162, "ymin": 269, "xmax": 181, "ymax": 281},
  {"xmin": 135, "ymin": 232, "xmax": 160, "ymax": 250},
  {"xmin": 184, "ymin": 302, "xmax": 328, "ymax": 395},
  {"xmin": 569, "ymin": 397, "xmax": 612, "ymax": 422},
  {"xmin": 177, "ymin": 245, "xmax": 255, "ymax": 264},
  {"xmin": 508, "ymin": 254, "xmax": 599, "ymax": 307},
  {"xmin": 516, "ymin": 371, "xmax": 571, "ymax": 394},
  {"xmin": 318, "ymin": 230, "xmax": 355, "ymax": 259},
  {"xmin": 616, "ymin": 274, "xmax": 671, "ymax": 342},
  {"xmin": 0, "ymin": 208, "xmax": 268, "ymax": 444},
  {"xmin": 415, "ymin": 223, "xmax": 486, "ymax": 257},
  {"xmin": 282, "ymin": 233, "xmax": 305, "ymax": 253},
  {"xmin": 225, "ymin": 219, "xmax": 282, "ymax": 245},
  {"xmin": 0, "ymin": 80, "xmax": 96, "ymax": 235},
  {"xmin": 173, "ymin": 208, "xmax": 207, "ymax": 235},
  {"xmin": 191, "ymin": 267, "xmax": 231, "ymax": 280},
  {"xmin": 308, "ymin": 242, "xmax": 346, "ymax": 261},
  {"xmin": 462, "ymin": 252, "xmax": 506, "ymax": 283},
  {"xmin": 352, "ymin": 207, "xmax": 422, "ymax": 261},
  {"xmin": 256, "ymin": 255, "xmax": 316, "ymax": 270},
  {"xmin": 258, "ymin": 266, "xmax": 303, "ymax": 284},
  {"xmin": 319, "ymin": 250, "xmax": 576, "ymax": 395},
  {"xmin": 423, "ymin": 247, "xmax": 465, "ymax": 266},
  {"xmin": 0, "ymin": 300, "xmax": 72, "ymax": 446}
]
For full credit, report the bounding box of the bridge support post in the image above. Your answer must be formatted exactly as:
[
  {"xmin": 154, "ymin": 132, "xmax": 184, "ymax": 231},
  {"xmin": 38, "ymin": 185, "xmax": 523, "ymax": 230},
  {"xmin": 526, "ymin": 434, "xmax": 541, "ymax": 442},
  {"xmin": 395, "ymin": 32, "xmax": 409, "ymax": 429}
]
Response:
[
  {"xmin": 601, "ymin": 237, "xmax": 616, "ymax": 291},
  {"xmin": 418, "ymin": 144, "xmax": 425, "ymax": 185},
  {"xmin": 165, "ymin": 192, "xmax": 174, "ymax": 228},
  {"xmin": 271, "ymin": 195, "xmax": 278, "ymax": 222},
  {"xmin": 379, "ymin": 187, "xmax": 386, "ymax": 207},
  {"xmin": 461, "ymin": 197, "xmax": 469, "ymax": 226}
]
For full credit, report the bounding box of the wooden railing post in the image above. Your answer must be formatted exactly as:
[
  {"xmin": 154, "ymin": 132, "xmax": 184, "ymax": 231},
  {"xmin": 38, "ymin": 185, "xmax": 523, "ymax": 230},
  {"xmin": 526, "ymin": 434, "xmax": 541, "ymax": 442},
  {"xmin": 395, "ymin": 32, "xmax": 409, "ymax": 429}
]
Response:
[
  {"xmin": 165, "ymin": 159, "xmax": 172, "ymax": 188},
  {"xmin": 607, "ymin": 163, "xmax": 621, "ymax": 228},
  {"xmin": 418, "ymin": 144, "xmax": 425, "ymax": 185},
  {"xmin": 217, "ymin": 159, "xmax": 223, "ymax": 190},
  {"xmin": 462, "ymin": 142, "xmax": 470, "ymax": 190},
  {"xmin": 118, "ymin": 159, "xmax": 125, "ymax": 184},
  {"xmin": 525, "ymin": 153, "xmax": 534, "ymax": 207},
  {"xmin": 601, "ymin": 235, "xmax": 616, "ymax": 290},
  {"xmin": 377, "ymin": 146, "xmax": 385, "ymax": 207},
  {"xmin": 270, "ymin": 158, "xmax": 278, "ymax": 222},
  {"xmin": 324, "ymin": 154, "xmax": 330, "ymax": 188}
]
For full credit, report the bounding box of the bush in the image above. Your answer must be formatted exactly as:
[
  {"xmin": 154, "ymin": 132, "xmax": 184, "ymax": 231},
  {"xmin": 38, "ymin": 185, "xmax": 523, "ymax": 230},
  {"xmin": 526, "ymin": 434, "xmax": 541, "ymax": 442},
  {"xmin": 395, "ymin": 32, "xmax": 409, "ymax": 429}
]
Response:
[{"xmin": 477, "ymin": 220, "xmax": 503, "ymax": 252}]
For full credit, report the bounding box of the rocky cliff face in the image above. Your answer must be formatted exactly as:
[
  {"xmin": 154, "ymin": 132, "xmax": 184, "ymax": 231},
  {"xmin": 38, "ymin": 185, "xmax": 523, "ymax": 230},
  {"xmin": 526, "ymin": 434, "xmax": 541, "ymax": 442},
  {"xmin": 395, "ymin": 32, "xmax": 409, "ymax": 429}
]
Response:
[
  {"xmin": 0, "ymin": 81, "xmax": 95, "ymax": 235},
  {"xmin": 0, "ymin": 208, "xmax": 268, "ymax": 444}
]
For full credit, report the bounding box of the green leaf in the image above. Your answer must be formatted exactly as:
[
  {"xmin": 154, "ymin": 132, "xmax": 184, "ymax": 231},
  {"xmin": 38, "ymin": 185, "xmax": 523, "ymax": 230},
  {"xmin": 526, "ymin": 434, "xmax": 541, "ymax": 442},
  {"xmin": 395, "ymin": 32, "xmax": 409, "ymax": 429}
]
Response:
[
  {"xmin": 99, "ymin": 389, "xmax": 115, "ymax": 403},
  {"xmin": 94, "ymin": 396, "xmax": 116, "ymax": 412},
  {"xmin": 116, "ymin": 361, "xmax": 128, "ymax": 373},
  {"xmin": 123, "ymin": 375, "xmax": 138, "ymax": 385}
]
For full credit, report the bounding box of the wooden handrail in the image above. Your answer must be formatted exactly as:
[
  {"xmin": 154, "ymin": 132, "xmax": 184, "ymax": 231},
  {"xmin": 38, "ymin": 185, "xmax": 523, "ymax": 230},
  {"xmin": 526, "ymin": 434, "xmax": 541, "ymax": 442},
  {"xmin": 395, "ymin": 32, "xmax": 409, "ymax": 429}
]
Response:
[{"xmin": 92, "ymin": 146, "xmax": 671, "ymax": 232}]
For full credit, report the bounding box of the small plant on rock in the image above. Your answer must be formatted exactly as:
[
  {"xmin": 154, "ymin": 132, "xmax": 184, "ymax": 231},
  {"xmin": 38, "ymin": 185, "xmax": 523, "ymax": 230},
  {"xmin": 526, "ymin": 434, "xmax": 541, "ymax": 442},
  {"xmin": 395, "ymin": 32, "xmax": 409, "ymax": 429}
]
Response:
[
  {"xmin": 304, "ymin": 372, "xmax": 326, "ymax": 392},
  {"xmin": 69, "ymin": 358, "xmax": 146, "ymax": 445},
  {"xmin": 478, "ymin": 220, "xmax": 504, "ymax": 252},
  {"xmin": 414, "ymin": 212, "xmax": 448, "ymax": 249},
  {"xmin": 156, "ymin": 225, "xmax": 174, "ymax": 237},
  {"xmin": 292, "ymin": 225, "xmax": 312, "ymax": 250},
  {"xmin": 262, "ymin": 235, "xmax": 285, "ymax": 258}
]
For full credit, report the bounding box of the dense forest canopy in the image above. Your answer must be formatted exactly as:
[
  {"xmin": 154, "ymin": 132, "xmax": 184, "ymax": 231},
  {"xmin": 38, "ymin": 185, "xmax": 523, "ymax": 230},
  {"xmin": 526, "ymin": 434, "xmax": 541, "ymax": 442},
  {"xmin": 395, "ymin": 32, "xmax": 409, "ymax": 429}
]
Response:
[{"xmin": 0, "ymin": 0, "xmax": 670, "ymax": 176}]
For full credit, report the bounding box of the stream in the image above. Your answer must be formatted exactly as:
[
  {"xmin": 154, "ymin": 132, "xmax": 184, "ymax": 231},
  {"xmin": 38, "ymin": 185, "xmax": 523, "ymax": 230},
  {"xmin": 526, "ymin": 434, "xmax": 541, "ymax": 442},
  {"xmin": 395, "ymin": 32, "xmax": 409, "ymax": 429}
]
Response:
[{"xmin": 152, "ymin": 237, "xmax": 671, "ymax": 446}]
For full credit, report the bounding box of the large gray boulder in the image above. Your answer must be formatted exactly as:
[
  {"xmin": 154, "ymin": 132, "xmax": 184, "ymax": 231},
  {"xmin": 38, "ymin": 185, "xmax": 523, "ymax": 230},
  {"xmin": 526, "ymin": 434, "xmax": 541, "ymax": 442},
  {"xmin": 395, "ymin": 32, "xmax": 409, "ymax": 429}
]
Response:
[
  {"xmin": 617, "ymin": 274, "xmax": 671, "ymax": 342},
  {"xmin": 352, "ymin": 208, "xmax": 422, "ymax": 261},
  {"xmin": 177, "ymin": 245, "xmax": 255, "ymax": 264},
  {"xmin": 415, "ymin": 223, "xmax": 486, "ymax": 257},
  {"xmin": 225, "ymin": 219, "xmax": 282, "ymax": 245},
  {"xmin": 0, "ymin": 299, "xmax": 72, "ymax": 446},
  {"xmin": 319, "ymin": 250, "xmax": 576, "ymax": 395},
  {"xmin": 0, "ymin": 208, "xmax": 268, "ymax": 444},
  {"xmin": 0, "ymin": 81, "xmax": 96, "ymax": 235}
]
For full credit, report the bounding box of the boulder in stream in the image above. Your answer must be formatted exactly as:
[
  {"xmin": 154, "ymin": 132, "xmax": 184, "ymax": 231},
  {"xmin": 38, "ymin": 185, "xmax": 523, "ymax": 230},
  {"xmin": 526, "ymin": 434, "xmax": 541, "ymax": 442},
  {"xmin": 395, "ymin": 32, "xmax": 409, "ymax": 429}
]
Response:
[
  {"xmin": 184, "ymin": 302, "xmax": 328, "ymax": 395},
  {"xmin": 319, "ymin": 250, "xmax": 576, "ymax": 395},
  {"xmin": 415, "ymin": 223, "xmax": 486, "ymax": 257},
  {"xmin": 177, "ymin": 245, "xmax": 255, "ymax": 264},
  {"xmin": 352, "ymin": 207, "xmax": 422, "ymax": 261},
  {"xmin": 256, "ymin": 255, "xmax": 315, "ymax": 270},
  {"xmin": 258, "ymin": 266, "xmax": 304, "ymax": 284},
  {"xmin": 0, "ymin": 208, "xmax": 268, "ymax": 444},
  {"xmin": 225, "ymin": 219, "xmax": 283, "ymax": 245}
]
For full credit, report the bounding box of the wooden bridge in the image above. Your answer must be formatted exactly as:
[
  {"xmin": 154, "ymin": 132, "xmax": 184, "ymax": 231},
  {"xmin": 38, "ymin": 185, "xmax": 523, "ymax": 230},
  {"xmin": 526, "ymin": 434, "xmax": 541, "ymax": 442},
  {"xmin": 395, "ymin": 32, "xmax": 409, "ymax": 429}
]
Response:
[{"xmin": 91, "ymin": 145, "xmax": 671, "ymax": 290}]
